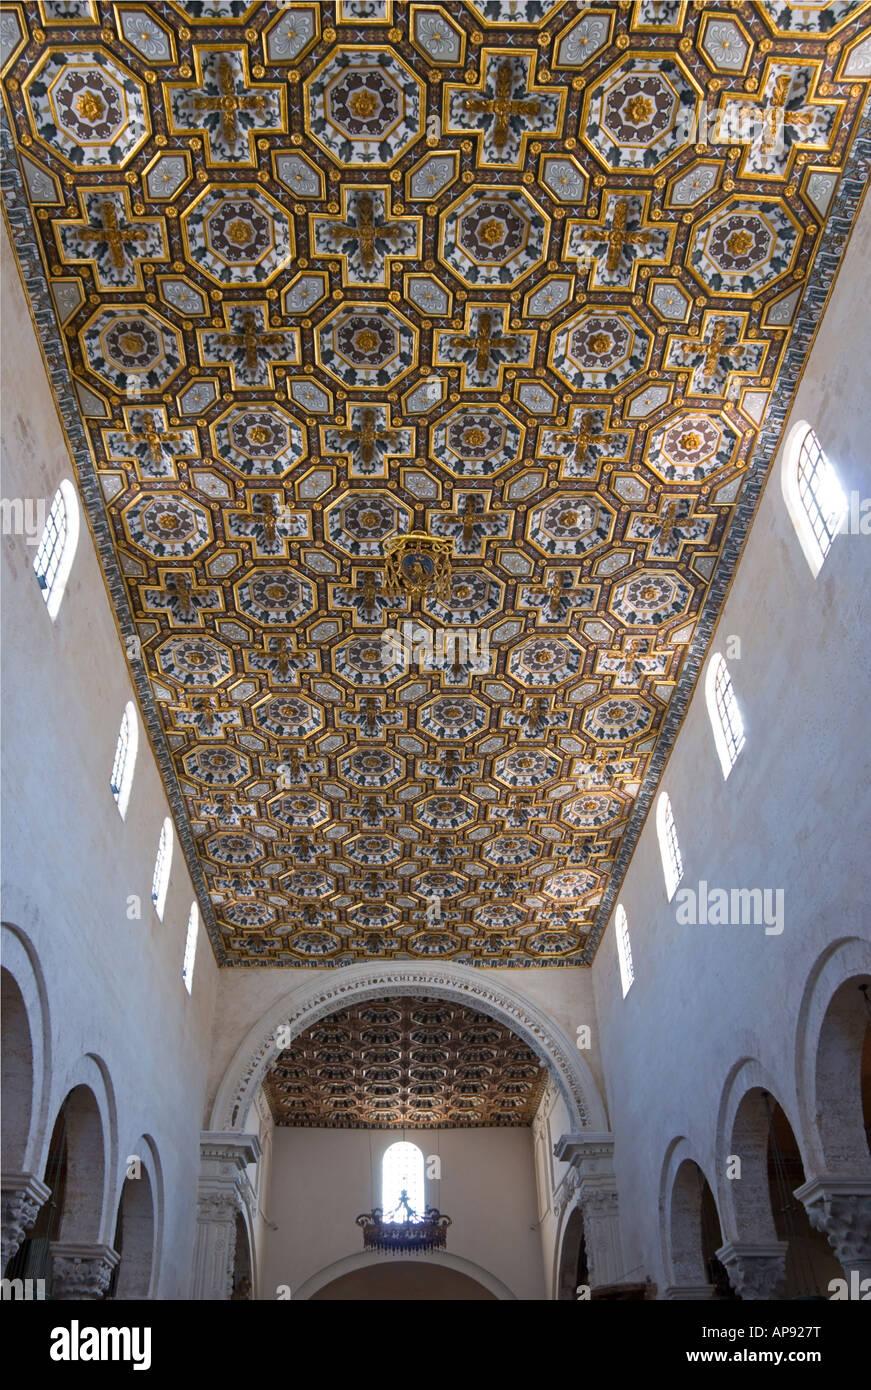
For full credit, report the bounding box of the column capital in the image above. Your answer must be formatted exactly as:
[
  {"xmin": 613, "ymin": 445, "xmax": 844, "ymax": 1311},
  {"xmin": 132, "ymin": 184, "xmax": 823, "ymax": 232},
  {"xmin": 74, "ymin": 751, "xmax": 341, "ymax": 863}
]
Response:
[
  {"xmin": 1, "ymin": 1172, "xmax": 51, "ymax": 1268},
  {"xmin": 715, "ymin": 1241, "xmax": 788, "ymax": 1300},
  {"xmin": 50, "ymin": 1242, "xmax": 120, "ymax": 1300},
  {"xmin": 794, "ymin": 1176, "xmax": 871, "ymax": 1279}
]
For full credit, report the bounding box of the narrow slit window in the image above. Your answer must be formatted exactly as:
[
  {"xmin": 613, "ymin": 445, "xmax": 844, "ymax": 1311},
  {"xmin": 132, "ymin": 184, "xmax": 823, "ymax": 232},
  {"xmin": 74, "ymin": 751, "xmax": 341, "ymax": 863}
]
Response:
[
  {"xmin": 33, "ymin": 480, "xmax": 80, "ymax": 620},
  {"xmin": 705, "ymin": 653, "xmax": 745, "ymax": 779},
  {"xmin": 781, "ymin": 421, "xmax": 847, "ymax": 577},
  {"xmin": 616, "ymin": 904, "xmax": 634, "ymax": 997},
  {"xmin": 381, "ymin": 1141, "xmax": 425, "ymax": 1223},
  {"xmin": 151, "ymin": 817, "xmax": 173, "ymax": 920},
  {"xmin": 109, "ymin": 701, "xmax": 138, "ymax": 818},
  {"xmin": 657, "ymin": 792, "xmax": 684, "ymax": 902},
  {"xmin": 183, "ymin": 902, "xmax": 198, "ymax": 994}
]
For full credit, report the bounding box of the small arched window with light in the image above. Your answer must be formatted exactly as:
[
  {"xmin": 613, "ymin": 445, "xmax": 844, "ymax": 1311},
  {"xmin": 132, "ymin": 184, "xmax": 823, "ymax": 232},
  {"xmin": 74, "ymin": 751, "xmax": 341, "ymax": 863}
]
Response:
[
  {"xmin": 381, "ymin": 1141, "xmax": 425, "ymax": 1224},
  {"xmin": 151, "ymin": 817, "xmax": 173, "ymax": 921},
  {"xmin": 33, "ymin": 480, "xmax": 80, "ymax": 620},
  {"xmin": 616, "ymin": 904, "xmax": 634, "ymax": 998},
  {"xmin": 182, "ymin": 902, "xmax": 198, "ymax": 994},
  {"xmin": 656, "ymin": 792, "xmax": 684, "ymax": 902},
  {"xmin": 109, "ymin": 701, "xmax": 139, "ymax": 819},
  {"xmin": 781, "ymin": 421, "xmax": 847, "ymax": 577},
  {"xmin": 705, "ymin": 653, "xmax": 745, "ymax": 780}
]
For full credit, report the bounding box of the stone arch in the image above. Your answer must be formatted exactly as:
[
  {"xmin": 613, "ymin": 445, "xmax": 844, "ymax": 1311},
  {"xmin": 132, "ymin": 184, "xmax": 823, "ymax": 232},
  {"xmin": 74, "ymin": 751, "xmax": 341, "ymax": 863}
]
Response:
[
  {"xmin": 659, "ymin": 1139, "xmax": 729, "ymax": 1296},
  {"xmin": 110, "ymin": 1166, "xmax": 155, "ymax": 1299},
  {"xmin": 554, "ymin": 1202, "xmax": 587, "ymax": 1301},
  {"xmin": 794, "ymin": 937, "xmax": 871, "ymax": 1177},
  {"xmin": 1, "ymin": 922, "xmax": 51, "ymax": 1175},
  {"xmin": 715, "ymin": 1058, "xmax": 800, "ymax": 1243},
  {"xmin": 293, "ymin": 1249, "xmax": 516, "ymax": 1301},
  {"xmin": 54, "ymin": 1084, "xmax": 106, "ymax": 1245},
  {"xmin": 44, "ymin": 1053, "xmax": 119, "ymax": 1245},
  {"xmin": 1, "ymin": 968, "xmax": 34, "ymax": 1173},
  {"xmin": 209, "ymin": 961, "xmax": 607, "ymax": 1134},
  {"xmin": 109, "ymin": 1136, "xmax": 163, "ymax": 1299},
  {"xmin": 230, "ymin": 1210, "xmax": 254, "ymax": 1300},
  {"xmin": 715, "ymin": 1060, "xmax": 845, "ymax": 1298}
]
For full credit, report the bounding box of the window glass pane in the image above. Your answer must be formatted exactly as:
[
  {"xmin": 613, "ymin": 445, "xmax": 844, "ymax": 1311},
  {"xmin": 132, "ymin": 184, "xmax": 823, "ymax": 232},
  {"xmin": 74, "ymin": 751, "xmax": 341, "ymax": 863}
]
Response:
[{"xmin": 381, "ymin": 1142, "xmax": 425, "ymax": 1223}]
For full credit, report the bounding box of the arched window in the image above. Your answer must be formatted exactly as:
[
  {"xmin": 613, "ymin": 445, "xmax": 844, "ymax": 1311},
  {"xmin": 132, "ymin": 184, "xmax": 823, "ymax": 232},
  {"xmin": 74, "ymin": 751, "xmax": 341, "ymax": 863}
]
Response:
[
  {"xmin": 33, "ymin": 480, "xmax": 80, "ymax": 620},
  {"xmin": 109, "ymin": 701, "xmax": 139, "ymax": 819},
  {"xmin": 615, "ymin": 904, "xmax": 634, "ymax": 998},
  {"xmin": 656, "ymin": 792, "xmax": 684, "ymax": 902},
  {"xmin": 705, "ymin": 653, "xmax": 745, "ymax": 779},
  {"xmin": 781, "ymin": 421, "xmax": 847, "ymax": 577},
  {"xmin": 182, "ymin": 902, "xmax": 198, "ymax": 994},
  {"xmin": 151, "ymin": 817, "xmax": 173, "ymax": 920},
  {"xmin": 381, "ymin": 1141, "xmax": 425, "ymax": 1223}
]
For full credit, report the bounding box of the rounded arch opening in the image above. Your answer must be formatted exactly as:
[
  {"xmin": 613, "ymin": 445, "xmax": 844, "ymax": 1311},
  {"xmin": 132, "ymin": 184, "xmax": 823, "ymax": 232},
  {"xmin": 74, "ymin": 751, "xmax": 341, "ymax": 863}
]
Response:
[
  {"xmin": 210, "ymin": 962, "xmax": 607, "ymax": 1136},
  {"xmin": 723, "ymin": 1079, "xmax": 843, "ymax": 1298},
  {"xmin": 555, "ymin": 1204, "xmax": 588, "ymax": 1301},
  {"xmin": 108, "ymin": 1165, "xmax": 155, "ymax": 1300},
  {"xmin": 814, "ymin": 976, "xmax": 871, "ymax": 1175},
  {"xmin": 294, "ymin": 1249, "xmax": 515, "ymax": 1301},
  {"xmin": 312, "ymin": 1262, "xmax": 499, "ymax": 1301},
  {"xmin": 1, "ymin": 967, "xmax": 33, "ymax": 1172}
]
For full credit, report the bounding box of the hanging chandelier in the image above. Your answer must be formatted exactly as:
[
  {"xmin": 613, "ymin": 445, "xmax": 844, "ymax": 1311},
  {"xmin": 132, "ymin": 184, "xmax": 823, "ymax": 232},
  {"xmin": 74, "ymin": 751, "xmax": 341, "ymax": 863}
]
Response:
[{"xmin": 356, "ymin": 1189, "xmax": 452, "ymax": 1255}]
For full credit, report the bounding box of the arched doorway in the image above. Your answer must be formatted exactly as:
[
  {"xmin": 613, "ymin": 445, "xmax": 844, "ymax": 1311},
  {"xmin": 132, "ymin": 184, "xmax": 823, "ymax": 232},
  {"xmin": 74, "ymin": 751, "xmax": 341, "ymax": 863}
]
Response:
[
  {"xmin": 765, "ymin": 1096, "xmax": 844, "ymax": 1297},
  {"xmin": 555, "ymin": 1205, "xmax": 588, "ymax": 1300},
  {"xmin": 725, "ymin": 1085, "xmax": 843, "ymax": 1298},
  {"xmin": 668, "ymin": 1159, "xmax": 736, "ymax": 1299},
  {"xmin": 5, "ymin": 1085, "xmax": 109, "ymax": 1297},
  {"xmin": 813, "ymin": 976, "xmax": 871, "ymax": 1174},
  {"xmin": 311, "ymin": 1262, "xmax": 498, "ymax": 1300},
  {"xmin": 108, "ymin": 1167, "xmax": 155, "ymax": 1299},
  {"xmin": 230, "ymin": 1212, "xmax": 253, "ymax": 1300},
  {"xmin": 1, "ymin": 967, "xmax": 33, "ymax": 1173}
]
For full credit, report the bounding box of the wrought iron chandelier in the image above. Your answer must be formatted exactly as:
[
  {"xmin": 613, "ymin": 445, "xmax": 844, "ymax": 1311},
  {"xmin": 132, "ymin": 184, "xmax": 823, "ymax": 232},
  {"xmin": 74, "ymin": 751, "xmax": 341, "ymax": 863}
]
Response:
[{"xmin": 356, "ymin": 1189, "xmax": 452, "ymax": 1255}]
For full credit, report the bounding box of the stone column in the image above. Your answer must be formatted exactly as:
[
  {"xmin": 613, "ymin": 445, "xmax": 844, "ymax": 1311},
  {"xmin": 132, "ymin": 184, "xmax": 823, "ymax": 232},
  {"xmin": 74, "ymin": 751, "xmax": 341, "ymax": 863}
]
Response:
[
  {"xmin": 1, "ymin": 1172, "xmax": 50, "ymax": 1268},
  {"xmin": 50, "ymin": 1243, "xmax": 120, "ymax": 1299},
  {"xmin": 554, "ymin": 1133, "xmax": 627, "ymax": 1290},
  {"xmin": 189, "ymin": 1132, "xmax": 260, "ymax": 1301},
  {"xmin": 794, "ymin": 1176, "xmax": 871, "ymax": 1283},
  {"xmin": 662, "ymin": 1282, "xmax": 716, "ymax": 1300},
  {"xmin": 715, "ymin": 1240, "xmax": 788, "ymax": 1300}
]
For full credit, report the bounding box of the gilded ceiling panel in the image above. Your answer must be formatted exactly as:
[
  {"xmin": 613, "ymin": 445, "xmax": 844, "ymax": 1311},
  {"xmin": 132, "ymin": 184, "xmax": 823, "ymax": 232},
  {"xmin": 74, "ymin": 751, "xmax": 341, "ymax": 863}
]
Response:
[
  {"xmin": 262, "ymin": 996, "xmax": 548, "ymax": 1127},
  {"xmin": 1, "ymin": 0, "xmax": 869, "ymax": 968}
]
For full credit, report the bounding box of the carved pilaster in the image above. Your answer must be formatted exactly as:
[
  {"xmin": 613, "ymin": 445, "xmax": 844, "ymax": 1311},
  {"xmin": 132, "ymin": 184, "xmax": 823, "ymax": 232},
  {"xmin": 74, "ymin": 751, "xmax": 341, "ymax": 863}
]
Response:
[
  {"xmin": 554, "ymin": 1165, "xmax": 580, "ymax": 1223},
  {"xmin": 662, "ymin": 1284, "xmax": 716, "ymax": 1300},
  {"xmin": 794, "ymin": 1177, "xmax": 871, "ymax": 1282},
  {"xmin": 190, "ymin": 1131, "xmax": 260, "ymax": 1301},
  {"xmin": 554, "ymin": 1133, "xmax": 627, "ymax": 1290},
  {"xmin": 715, "ymin": 1241, "xmax": 788, "ymax": 1300},
  {"xmin": 50, "ymin": 1243, "xmax": 120, "ymax": 1299},
  {"xmin": 1, "ymin": 1172, "xmax": 50, "ymax": 1268}
]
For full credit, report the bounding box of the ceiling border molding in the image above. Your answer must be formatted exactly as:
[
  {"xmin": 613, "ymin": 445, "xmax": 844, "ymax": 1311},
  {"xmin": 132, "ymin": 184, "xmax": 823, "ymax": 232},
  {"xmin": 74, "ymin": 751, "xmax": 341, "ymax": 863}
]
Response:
[
  {"xmin": 209, "ymin": 960, "xmax": 607, "ymax": 1133},
  {"xmin": 584, "ymin": 98, "xmax": 871, "ymax": 962}
]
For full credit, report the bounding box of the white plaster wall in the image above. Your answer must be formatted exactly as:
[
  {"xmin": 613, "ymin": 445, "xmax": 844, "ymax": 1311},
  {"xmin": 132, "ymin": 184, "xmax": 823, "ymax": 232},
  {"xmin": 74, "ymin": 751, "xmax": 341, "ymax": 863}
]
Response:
[
  {"xmin": 590, "ymin": 191, "xmax": 871, "ymax": 1290},
  {"xmin": 1, "ymin": 220, "xmax": 219, "ymax": 1297},
  {"xmin": 261, "ymin": 1125, "xmax": 546, "ymax": 1300}
]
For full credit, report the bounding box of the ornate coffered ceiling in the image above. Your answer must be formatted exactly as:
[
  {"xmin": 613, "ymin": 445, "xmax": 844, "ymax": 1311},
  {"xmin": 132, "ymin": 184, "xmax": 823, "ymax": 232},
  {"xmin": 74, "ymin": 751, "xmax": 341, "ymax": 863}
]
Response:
[
  {"xmin": 263, "ymin": 995, "xmax": 548, "ymax": 1127},
  {"xmin": 1, "ymin": 2, "xmax": 869, "ymax": 969}
]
